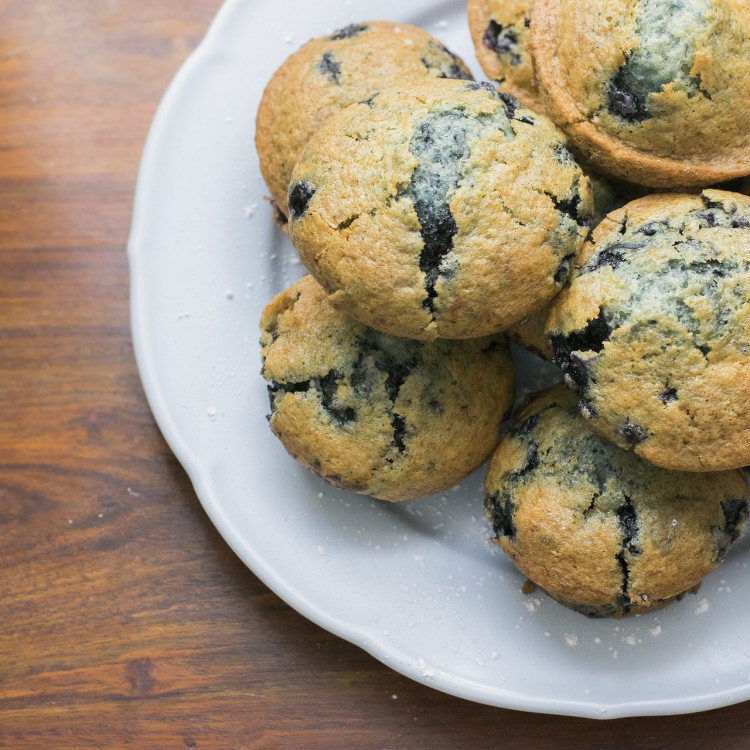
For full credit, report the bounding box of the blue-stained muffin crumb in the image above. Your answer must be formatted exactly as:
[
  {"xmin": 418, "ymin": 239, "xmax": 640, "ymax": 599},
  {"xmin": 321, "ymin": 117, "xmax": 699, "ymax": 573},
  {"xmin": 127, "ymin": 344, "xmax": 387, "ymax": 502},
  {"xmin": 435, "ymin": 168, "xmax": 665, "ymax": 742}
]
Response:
[
  {"xmin": 606, "ymin": 0, "xmax": 712, "ymax": 122},
  {"xmin": 288, "ymin": 180, "xmax": 316, "ymax": 221},
  {"xmin": 318, "ymin": 51, "xmax": 342, "ymax": 84}
]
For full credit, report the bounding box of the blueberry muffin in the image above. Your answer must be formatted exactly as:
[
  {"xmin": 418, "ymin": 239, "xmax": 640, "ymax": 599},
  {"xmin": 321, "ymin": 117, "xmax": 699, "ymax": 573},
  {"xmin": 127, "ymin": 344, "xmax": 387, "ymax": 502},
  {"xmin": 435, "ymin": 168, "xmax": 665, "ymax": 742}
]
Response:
[
  {"xmin": 530, "ymin": 0, "xmax": 750, "ymax": 187},
  {"xmin": 260, "ymin": 275, "xmax": 516, "ymax": 501},
  {"xmin": 546, "ymin": 190, "xmax": 750, "ymax": 472},
  {"xmin": 255, "ymin": 21, "xmax": 472, "ymax": 222},
  {"xmin": 467, "ymin": 0, "xmax": 540, "ymax": 111},
  {"xmin": 287, "ymin": 78, "xmax": 594, "ymax": 340},
  {"xmin": 484, "ymin": 384, "xmax": 749, "ymax": 617}
]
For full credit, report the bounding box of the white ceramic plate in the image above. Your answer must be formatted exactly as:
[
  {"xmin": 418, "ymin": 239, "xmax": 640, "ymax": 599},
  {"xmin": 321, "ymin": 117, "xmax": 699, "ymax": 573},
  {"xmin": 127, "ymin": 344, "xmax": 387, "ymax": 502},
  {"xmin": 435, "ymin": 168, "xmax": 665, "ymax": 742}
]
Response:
[{"xmin": 128, "ymin": 0, "xmax": 750, "ymax": 718}]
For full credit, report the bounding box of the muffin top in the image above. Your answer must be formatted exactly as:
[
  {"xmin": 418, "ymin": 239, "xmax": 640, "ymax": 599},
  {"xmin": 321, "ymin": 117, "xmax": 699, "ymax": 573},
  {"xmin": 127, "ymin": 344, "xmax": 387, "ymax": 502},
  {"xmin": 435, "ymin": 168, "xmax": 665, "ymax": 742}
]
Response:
[
  {"xmin": 546, "ymin": 189, "xmax": 750, "ymax": 471},
  {"xmin": 467, "ymin": 0, "xmax": 540, "ymax": 111},
  {"xmin": 484, "ymin": 384, "xmax": 749, "ymax": 617},
  {"xmin": 288, "ymin": 77, "xmax": 593, "ymax": 340},
  {"xmin": 530, "ymin": 0, "xmax": 750, "ymax": 186},
  {"xmin": 260, "ymin": 275, "xmax": 516, "ymax": 501},
  {"xmin": 255, "ymin": 20, "xmax": 472, "ymax": 221}
]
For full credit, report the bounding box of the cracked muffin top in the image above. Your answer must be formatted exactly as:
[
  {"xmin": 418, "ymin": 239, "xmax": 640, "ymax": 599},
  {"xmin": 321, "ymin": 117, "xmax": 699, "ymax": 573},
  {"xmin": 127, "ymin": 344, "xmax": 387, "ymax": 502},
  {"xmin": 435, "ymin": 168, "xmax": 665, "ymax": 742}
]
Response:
[
  {"xmin": 484, "ymin": 384, "xmax": 749, "ymax": 617},
  {"xmin": 546, "ymin": 189, "xmax": 750, "ymax": 472},
  {"xmin": 287, "ymin": 78, "xmax": 594, "ymax": 340},
  {"xmin": 530, "ymin": 0, "xmax": 750, "ymax": 187},
  {"xmin": 467, "ymin": 0, "xmax": 540, "ymax": 111},
  {"xmin": 255, "ymin": 21, "xmax": 472, "ymax": 222},
  {"xmin": 260, "ymin": 275, "xmax": 516, "ymax": 502},
  {"xmin": 505, "ymin": 170, "xmax": 647, "ymax": 360}
]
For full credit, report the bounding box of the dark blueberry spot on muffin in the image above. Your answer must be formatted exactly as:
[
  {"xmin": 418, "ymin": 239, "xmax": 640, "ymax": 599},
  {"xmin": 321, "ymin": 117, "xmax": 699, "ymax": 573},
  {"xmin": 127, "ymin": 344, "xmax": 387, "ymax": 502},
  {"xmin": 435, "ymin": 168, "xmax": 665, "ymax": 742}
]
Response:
[
  {"xmin": 692, "ymin": 72, "xmax": 712, "ymax": 100},
  {"xmin": 589, "ymin": 247, "xmax": 626, "ymax": 272},
  {"xmin": 607, "ymin": 65, "xmax": 651, "ymax": 123},
  {"xmin": 614, "ymin": 495, "xmax": 640, "ymax": 613},
  {"xmin": 516, "ymin": 412, "xmax": 540, "ymax": 437},
  {"xmin": 550, "ymin": 310, "xmax": 612, "ymax": 361},
  {"xmin": 700, "ymin": 192, "xmax": 725, "ymax": 211},
  {"xmin": 317, "ymin": 370, "xmax": 356, "ymax": 426},
  {"xmin": 359, "ymin": 92, "xmax": 379, "ymax": 107},
  {"xmin": 266, "ymin": 372, "xmax": 356, "ymax": 427},
  {"xmin": 549, "ymin": 312, "xmax": 612, "ymax": 397},
  {"xmin": 554, "ymin": 252, "xmax": 576, "ymax": 285},
  {"xmin": 697, "ymin": 192, "xmax": 750, "ymax": 229},
  {"xmin": 267, "ymin": 379, "xmax": 307, "ymax": 416},
  {"xmin": 579, "ymin": 396, "xmax": 597, "ymax": 419},
  {"xmin": 716, "ymin": 498, "xmax": 749, "ymax": 561},
  {"xmin": 618, "ymin": 420, "xmax": 647, "ymax": 446},
  {"xmin": 583, "ymin": 492, "xmax": 600, "ymax": 518},
  {"xmin": 382, "ymin": 360, "xmax": 415, "ymax": 402},
  {"xmin": 288, "ymin": 180, "xmax": 316, "ymax": 221},
  {"xmin": 569, "ymin": 354, "xmax": 595, "ymax": 396},
  {"xmin": 496, "ymin": 90, "xmax": 534, "ymax": 124},
  {"xmin": 391, "ymin": 414, "xmax": 407, "ymax": 452},
  {"xmin": 348, "ymin": 329, "xmax": 421, "ymax": 451},
  {"xmin": 328, "ymin": 23, "xmax": 369, "ymax": 40},
  {"xmin": 617, "ymin": 495, "xmax": 640, "ymax": 553},
  {"xmin": 417, "ymin": 203, "xmax": 458, "ymax": 312},
  {"xmin": 659, "ymin": 386, "xmax": 678, "ymax": 403},
  {"xmin": 548, "ymin": 183, "xmax": 589, "ymax": 228},
  {"xmin": 406, "ymin": 112, "xmax": 474, "ymax": 313},
  {"xmin": 426, "ymin": 396, "xmax": 444, "ymax": 415},
  {"xmin": 615, "ymin": 551, "xmax": 632, "ymax": 612},
  {"xmin": 318, "ymin": 52, "xmax": 341, "ymax": 84},
  {"xmin": 465, "ymin": 80, "xmax": 498, "ymax": 94},
  {"xmin": 696, "ymin": 210, "xmax": 719, "ymax": 228},
  {"xmin": 485, "ymin": 489, "xmax": 517, "ymax": 540},
  {"xmin": 337, "ymin": 214, "xmax": 359, "ymax": 230},
  {"xmin": 520, "ymin": 444, "xmax": 540, "ymax": 476},
  {"xmin": 637, "ymin": 220, "xmax": 665, "ymax": 237},
  {"xmin": 482, "ymin": 20, "xmax": 523, "ymax": 66},
  {"xmin": 585, "ymin": 240, "xmax": 647, "ymax": 273},
  {"xmin": 350, "ymin": 330, "xmax": 420, "ymax": 398},
  {"xmin": 422, "ymin": 41, "xmax": 473, "ymax": 80}
]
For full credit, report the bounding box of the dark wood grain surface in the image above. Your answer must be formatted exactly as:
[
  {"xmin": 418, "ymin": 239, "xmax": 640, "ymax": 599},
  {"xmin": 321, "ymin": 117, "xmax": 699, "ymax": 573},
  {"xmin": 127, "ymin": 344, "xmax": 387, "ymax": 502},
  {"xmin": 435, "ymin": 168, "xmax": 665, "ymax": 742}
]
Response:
[{"xmin": 2, "ymin": 1, "xmax": 750, "ymax": 747}]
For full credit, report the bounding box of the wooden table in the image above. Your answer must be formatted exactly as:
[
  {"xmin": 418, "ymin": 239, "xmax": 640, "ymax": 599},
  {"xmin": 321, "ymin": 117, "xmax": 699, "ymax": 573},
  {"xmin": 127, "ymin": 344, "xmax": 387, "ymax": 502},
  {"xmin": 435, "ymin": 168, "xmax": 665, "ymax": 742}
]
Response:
[{"xmin": 2, "ymin": 1, "xmax": 750, "ymax": 747}]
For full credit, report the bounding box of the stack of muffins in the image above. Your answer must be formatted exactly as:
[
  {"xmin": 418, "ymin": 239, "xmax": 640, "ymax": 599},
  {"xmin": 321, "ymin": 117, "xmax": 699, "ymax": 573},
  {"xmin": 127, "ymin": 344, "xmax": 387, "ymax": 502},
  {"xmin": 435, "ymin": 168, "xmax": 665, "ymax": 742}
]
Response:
[{"xmin": 255, "ymin": 4, "xmax": 750, "ymax": 617}]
